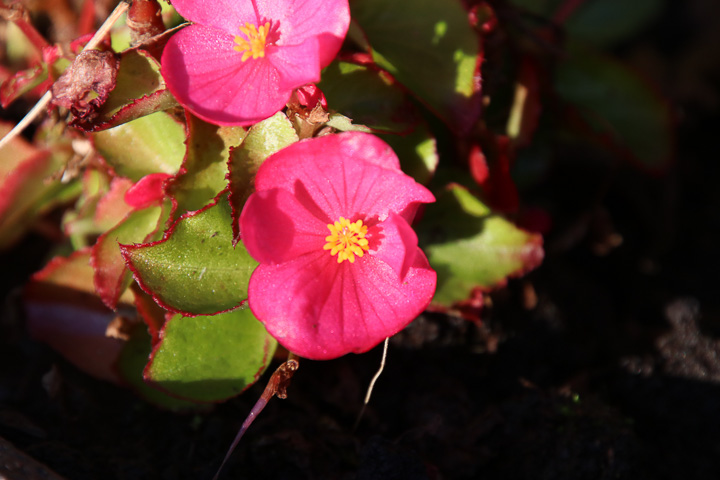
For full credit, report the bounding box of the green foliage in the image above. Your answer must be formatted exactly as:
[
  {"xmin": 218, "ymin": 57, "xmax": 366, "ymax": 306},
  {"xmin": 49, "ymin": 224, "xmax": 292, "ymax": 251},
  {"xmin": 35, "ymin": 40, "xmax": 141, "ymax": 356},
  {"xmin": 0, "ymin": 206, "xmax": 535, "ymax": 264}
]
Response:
[
  {"xmin": 555, "ymin": 44, "xmax": 672, "ymax": 171},
  {"xmin": 143, "ymin": 309, "xmax": 277, "ymax": 403},
  {"xmin": 93, "ymin": 111, "xmax": 185, "ymax": 180},
  {"xmin": 122, "ymin": 196, "xmax": 258, "ymax": 315},
  {"xmin": 418, "ymin": 185, "xmax": 543, "ymax": 305},
  {"xmin": 351, "ymin": 0, "xmax": 480, "ymax": 131}
]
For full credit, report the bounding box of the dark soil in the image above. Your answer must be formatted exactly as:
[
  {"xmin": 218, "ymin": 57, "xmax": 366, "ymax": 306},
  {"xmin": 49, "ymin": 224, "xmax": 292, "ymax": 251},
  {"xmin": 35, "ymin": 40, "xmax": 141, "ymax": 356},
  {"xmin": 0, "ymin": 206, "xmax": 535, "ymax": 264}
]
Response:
[{"xmin": 2, "ymin": 1, "xmax": 720, "ymax": 479}]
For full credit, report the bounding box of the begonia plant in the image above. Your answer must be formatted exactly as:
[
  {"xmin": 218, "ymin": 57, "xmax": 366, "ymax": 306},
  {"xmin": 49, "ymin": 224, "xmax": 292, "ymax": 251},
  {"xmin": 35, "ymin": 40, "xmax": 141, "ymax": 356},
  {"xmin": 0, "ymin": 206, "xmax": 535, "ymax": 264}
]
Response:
[
  {"xmin": 240, "ymin": 132, "xmax": 437, "ymax": 359},
  {"xmin": 161, "ymin": 0, "xmax": 350, "ymax": 125},
  {"xmin": 0, "ymin": 1, "xmax": 674, "ymax": 471}
]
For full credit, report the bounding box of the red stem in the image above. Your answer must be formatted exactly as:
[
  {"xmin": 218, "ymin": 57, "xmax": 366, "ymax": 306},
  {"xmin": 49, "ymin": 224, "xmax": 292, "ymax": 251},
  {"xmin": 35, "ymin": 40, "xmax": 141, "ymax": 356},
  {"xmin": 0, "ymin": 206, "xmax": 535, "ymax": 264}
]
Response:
[{"xmin": 212, "ymin": 358, "xmax": 299, "ymax": 480}]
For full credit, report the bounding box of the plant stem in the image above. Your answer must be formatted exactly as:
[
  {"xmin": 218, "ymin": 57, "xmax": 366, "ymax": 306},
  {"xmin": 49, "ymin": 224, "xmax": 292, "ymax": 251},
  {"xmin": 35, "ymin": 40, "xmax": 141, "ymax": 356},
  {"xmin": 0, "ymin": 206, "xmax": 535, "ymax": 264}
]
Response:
[
  {"xmin": 212, "ymin": 355, "xmax": 300, "ymax": 480},
  {"xmin": 353, "ymin": 337, "xmax": 390, "ymax": 431}
]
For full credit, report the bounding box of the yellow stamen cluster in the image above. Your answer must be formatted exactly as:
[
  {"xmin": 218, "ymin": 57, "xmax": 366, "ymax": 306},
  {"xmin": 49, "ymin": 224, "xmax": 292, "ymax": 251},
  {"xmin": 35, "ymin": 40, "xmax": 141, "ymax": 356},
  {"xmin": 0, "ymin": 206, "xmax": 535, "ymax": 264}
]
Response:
[
  {"xmin": 323, "ymin": 217, "xmax": 370, "ymax": 264},
  {"xmin": 233, "ymin": 22, "xmax": 271, "ymax": 62}
]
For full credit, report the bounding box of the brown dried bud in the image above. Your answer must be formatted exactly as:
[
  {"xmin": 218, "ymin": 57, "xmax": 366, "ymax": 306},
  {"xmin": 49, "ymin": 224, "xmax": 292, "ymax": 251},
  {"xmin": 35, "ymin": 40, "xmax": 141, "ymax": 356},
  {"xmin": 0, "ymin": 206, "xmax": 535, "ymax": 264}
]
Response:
[{"xmin": 51, "ymin": 49, "xmax": 119, "ymax": 122}]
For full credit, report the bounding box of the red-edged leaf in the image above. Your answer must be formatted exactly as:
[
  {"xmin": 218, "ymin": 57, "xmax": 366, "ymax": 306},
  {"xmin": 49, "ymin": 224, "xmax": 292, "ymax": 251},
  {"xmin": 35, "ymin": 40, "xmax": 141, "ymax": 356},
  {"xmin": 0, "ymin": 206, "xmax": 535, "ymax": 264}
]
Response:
[
  {"xmin": 350, "ymin": 0, "xmax": 482, "ymax": 133},
  {"xmin": 554, "ymin": 43, "xmax": 673, "ymax": 172},
  {"xmin": 71, "ymin": 48, "xmax": 180, "ymax": 131},
  {"xmin": 0, "ymin": 63, "xmax": 49, "ymax": 108},
  {"xmin": 116, "ymin": 323, "xmax": 201, "ymax": 410},
  {"xmin": 227, "ymin": 112, "xmax": 298, "ymax": 243},
  {"xmin": 122, "ymin": 194, "xmax": 258, "ymax": 316},
  {"xmin": 93, "ymin": 177, "xmax": 135, "ymax": 230},
  {"xmin": 0, "ymin": 121, "xmax": 74, "ymax": 249},
  {"xmin": 143, "ymin": 309, "xmax": 276, "ymax": 403},
  {"xmin": 77, "ymin": 88, "xmax": 180, "ymax": 132},
  {"xmin": 132, "ymin": 284, "xmax": 168, "ymax": 345},
  {"xmin": 91, "ymin": 202, "xmax": 168, "ymax": 310},
  {"xmin": 92, "ymin": 111, "xmax": 185, "ymax": 180},
  {"xmin": 23, "ymin": 249, "xmax": 132, "ymax": 384},
  {"xmin": 167, "ymin": 112, "xmax": 245, "ymax": 217},
  {"xmin": 417, "ymin": 184, "xmax": 544, "ymax": 305}
]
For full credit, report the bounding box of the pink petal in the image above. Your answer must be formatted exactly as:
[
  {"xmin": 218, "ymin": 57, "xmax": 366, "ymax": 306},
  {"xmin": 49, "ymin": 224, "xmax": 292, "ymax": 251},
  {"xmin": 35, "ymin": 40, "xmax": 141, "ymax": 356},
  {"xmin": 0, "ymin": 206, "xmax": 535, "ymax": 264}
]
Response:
[
  {"xmin": 371, "ymin": 213, "xmax": 418, "ymax": 281},
  {"xmin": 161, "ymin": 24, "xmax": 290, "ymax": 126},
  {"xmin": 247, "ymin": 249, "xmax": 436, "ymax": 360},
  {"xmin": 240, "ymin": 187, "xmax": 327, "ymax": 265},
  {"xmin": 267, "ymin": 39, "xmax": 321, "ymax": 90},
  {"xmin": 257, "ymin": 0, "xmax": 350, "ymax": 67},
  {"xmin": 254, "ymin": 132, "xmax": 434, "ymax": 222},
  {"xmin": 169, "ymin": 0, "xmax": 258, "ymax": 35}
]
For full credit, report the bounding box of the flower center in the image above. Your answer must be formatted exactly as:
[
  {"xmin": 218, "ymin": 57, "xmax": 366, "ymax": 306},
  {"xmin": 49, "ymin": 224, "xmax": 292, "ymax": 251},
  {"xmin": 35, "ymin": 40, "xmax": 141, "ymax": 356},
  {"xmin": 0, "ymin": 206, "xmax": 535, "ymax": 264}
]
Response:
[
  {"xmin": 323, "ymin": 217, "xmax": 370, "ymax": 264},
  {"xmin": 233, "ymin": 22, "xmax": 271, "ymax": 62}
]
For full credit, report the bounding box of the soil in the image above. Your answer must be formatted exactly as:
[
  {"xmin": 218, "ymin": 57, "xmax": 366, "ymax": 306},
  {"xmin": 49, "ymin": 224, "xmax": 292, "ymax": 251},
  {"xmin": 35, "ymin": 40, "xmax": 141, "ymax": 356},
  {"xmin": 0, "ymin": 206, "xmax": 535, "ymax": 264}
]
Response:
[{"xmin": 2, "ymin": 1, "xmax": 720, "ymax": 479}]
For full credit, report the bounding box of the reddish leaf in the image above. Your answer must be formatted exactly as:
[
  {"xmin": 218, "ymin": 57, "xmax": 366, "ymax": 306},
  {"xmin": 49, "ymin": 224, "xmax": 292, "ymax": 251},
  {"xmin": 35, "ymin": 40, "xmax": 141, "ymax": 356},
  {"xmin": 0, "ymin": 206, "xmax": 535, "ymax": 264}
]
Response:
[
  {"xmin": 167, "ymin": 112, "xmax": 244, "ymax": 217},
  {"xmin": 131, "ymin": 285, "xmax": 167, "ymax": 345},
  {"xmin": 24, "ymin": 250, "xmax": 132, "ymax": 384},
  {"xmin": 76, "ymin": 88, "xmax": 179, "ymax": 132},
  {"xmin": 91, "ymin": 203, "xmax": 167, "ymax": 310},
  {"xmin": 0, "ymin": 3, "xmax": 50, "ymax": 59},
  {"xmin": 0, "ymin": 63, "xmax": 49, "ymax": 108},
  {"xmin": 93, "ymin": 177, "xmax": 135, "ymax": 231}
]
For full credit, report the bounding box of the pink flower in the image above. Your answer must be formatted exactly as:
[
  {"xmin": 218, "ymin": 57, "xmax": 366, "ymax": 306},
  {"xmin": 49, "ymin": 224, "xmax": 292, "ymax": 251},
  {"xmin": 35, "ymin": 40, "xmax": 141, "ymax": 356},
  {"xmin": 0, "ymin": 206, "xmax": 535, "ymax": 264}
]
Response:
[
  {"xmin": 161, "ymin": 0, "xmax": 350, "ymax": 126},
  {"xmin": 239, "ymin": 132, "xmax": 437, "ymax": 360}
]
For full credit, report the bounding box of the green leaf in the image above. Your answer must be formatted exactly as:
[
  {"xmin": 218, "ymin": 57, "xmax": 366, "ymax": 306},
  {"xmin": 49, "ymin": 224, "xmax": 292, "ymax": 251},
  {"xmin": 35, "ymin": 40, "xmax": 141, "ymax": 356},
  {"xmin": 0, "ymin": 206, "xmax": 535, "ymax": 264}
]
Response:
[
  {"xmin": 324, "ymin": 113, "xmax": 372, "ymax": 133},
  {"xmin": 508, "ymin": 0, "xmax": 662, "ymax": 47},
  {"xmin": 417, "ymin": 185, "xmax": 544, "ymax": 305},
  {"xmin": 169, "ymin": 113, "xmax": 245, "ymax": 215},
  {"xmin": 351, "ymin": 0, "xmax": 480, "ymax": 131},
  {"xmin": 554, "ymin": 45, "xmax": 672, "ymax": 171},
  {"xmin": 92, "ymin": 111, "xmax": 185, "ymax": 180},
  {"xmin": 93, "ymin": 204, "xmax": 166, "ymax": 309},
  {"xmin": 228, "ymin": 112, "xmax": 298, "ymax": 239},
  {"xmin": 318, "ymin": 60, "xmax": 417, "ymax": 133},
  {"xmin": 144, "ymin": 309, "xmax": 276, "ymax": 403},
  {"xmin": 381, "ymin": 123, "xmax": 438, "ymax": 185},
  {"xmin": 0, "ymin": 122, "xmax": 78, "ymax": 249},
  {"xmin": 122, "ymin": 196, "xmax": 258, "ymax": 315},
  {"xmin": 99, "ymin": 49, "xmax": 164, "ymax": 117},
  {"xmin": 117, "ymin": 324, "xmax": 201, "ymax": 410}
]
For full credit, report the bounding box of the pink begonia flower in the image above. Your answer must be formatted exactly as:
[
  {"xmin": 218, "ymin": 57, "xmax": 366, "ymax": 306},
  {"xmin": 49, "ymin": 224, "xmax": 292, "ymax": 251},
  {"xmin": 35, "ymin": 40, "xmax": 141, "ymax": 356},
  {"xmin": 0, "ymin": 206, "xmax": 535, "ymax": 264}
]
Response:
[
  {"xmin": 161, "ymin": 0, "xmax": 350, "ymax": 125},
  {"xmin": 239, "ymin": 132, "xmax": 437, "ymax": 360}
]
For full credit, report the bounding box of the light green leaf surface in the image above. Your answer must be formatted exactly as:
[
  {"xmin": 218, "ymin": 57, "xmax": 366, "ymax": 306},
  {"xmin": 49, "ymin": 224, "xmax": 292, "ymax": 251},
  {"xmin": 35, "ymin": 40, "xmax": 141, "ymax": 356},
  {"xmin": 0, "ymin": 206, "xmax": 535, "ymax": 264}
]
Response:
[
  {"xmin": 319, "ymin": 60, "xmax": 417, "ymax": 133},
  {"xmin": 123, "ymin": 196, "xmax": 258, "ymax": 315},
  {"xmin": 170, "ymin": 114, "xmax": 245, "ymax": 215},
  {"xmin": 93, "ymin": 111, "xmax": 185, "ymax": 180},
  {"xmin": 144, "ymin": 309, "xmax": 276, "ymax": 403},
  {"xmin": 351, "ymin": 0, "xmax": 480, "ymax": 131},
  {"xmin": 117, "ymin": 324, "xmax": 201, "ymax": 410},
  {"xmin": 228, "ymin": 112, "xmax": 298, "ymax": 220},
  {"xmin": 418, "ymin": 185, "xmax": 544, "ymax": 305}
]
